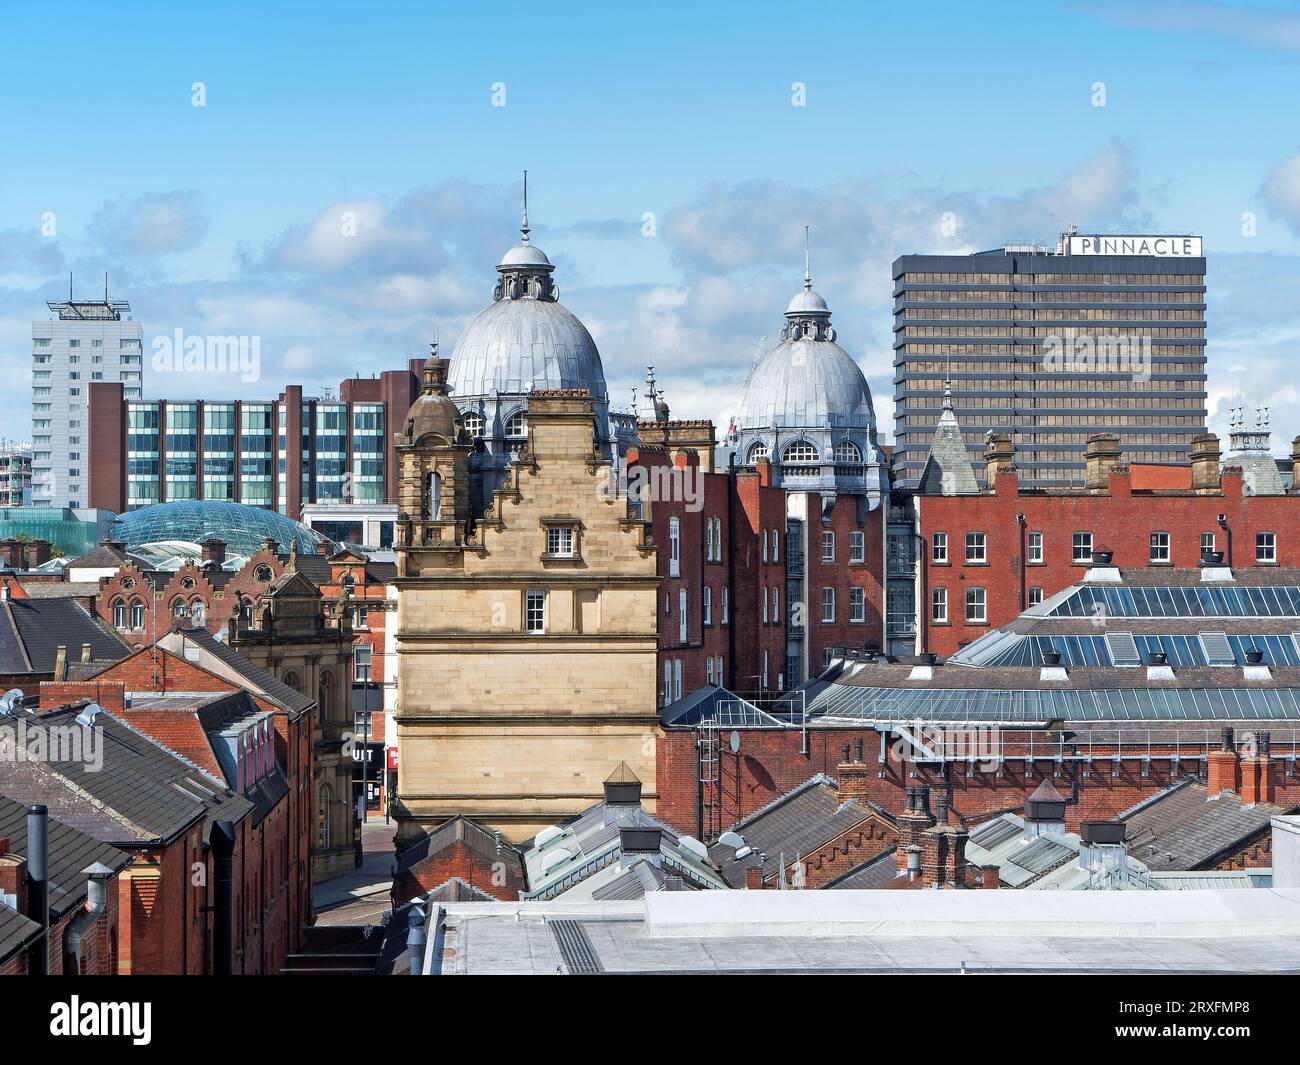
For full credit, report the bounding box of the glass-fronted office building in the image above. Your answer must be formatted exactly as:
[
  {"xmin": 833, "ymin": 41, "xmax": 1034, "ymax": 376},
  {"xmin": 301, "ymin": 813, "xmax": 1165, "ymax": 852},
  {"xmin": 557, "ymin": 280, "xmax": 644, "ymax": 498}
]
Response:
[
  {"xmin": 87, "ymin": 360, "xmax": 424, "ymax": 519},
  {"xmin": 892, "ymin": 234, "xmax": 1208, "ymax": 488}
]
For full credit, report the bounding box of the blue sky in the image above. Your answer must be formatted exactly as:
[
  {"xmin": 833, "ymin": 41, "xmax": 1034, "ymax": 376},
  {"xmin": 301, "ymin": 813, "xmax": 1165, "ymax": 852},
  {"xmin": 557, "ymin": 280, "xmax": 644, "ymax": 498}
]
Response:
[{"xmin": 3, "ymin": 0, "xmax": 1300, "ymax": 447}]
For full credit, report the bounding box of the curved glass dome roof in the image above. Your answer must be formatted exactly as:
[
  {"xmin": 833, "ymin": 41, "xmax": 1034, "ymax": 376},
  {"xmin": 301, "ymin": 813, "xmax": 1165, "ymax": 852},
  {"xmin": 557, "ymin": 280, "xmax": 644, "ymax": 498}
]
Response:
[{"xmin": 113, "ymin": 501, "xmax": 327, "ymax": 557}]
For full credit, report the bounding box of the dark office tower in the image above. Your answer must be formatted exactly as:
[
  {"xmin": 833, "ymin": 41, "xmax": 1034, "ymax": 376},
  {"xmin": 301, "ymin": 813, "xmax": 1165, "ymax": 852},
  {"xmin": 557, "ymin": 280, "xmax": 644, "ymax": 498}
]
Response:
[{"xmin": 891, "ymin": 234, "xmax": 1208, "ymax": 488}]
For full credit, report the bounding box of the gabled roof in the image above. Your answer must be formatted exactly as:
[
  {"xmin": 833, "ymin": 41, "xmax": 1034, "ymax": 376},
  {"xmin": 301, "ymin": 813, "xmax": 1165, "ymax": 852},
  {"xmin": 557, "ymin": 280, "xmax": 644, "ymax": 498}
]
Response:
[
  {"xmin": 520, "ymin": 801, "xmax": 726, "ymax": 900},
  {"xmin": 395, "ymin": 814, "xmax": 524, "ymax": 885},
  {"xmin": 0, "ymin": 703, "xmax": 253, "ymax": 846},
  {"xmin": 0, "ymin": 795, "xmax": 132, "ymax": 919},
  {"xmin": 0, "ymin": 596, "xmax": 132, "ymax": 675},
  {"xmin": 118, "ymin": 690, "xmax": 272, "ymax": 784},
  {"xmin": 0, "ymin": 905, "xmax": 41, "ymax": 966},
  {"xmin": 154, "ymin": 628, "xmax": 314, "ymax": 716},
  {"xmin": 661, "ymin": 684, "xmax": 784, "ymax": 727},
  {"xmin": 64, "ymin": 542, "xmax": 130, "ymax": 570},
  {"xmin": 1121, "ymin": 778, "xmax": 1295, "ymax": 871},
  {"xmin": 707, "ymin": 774, "xmax": 891, "ymax": 887}
]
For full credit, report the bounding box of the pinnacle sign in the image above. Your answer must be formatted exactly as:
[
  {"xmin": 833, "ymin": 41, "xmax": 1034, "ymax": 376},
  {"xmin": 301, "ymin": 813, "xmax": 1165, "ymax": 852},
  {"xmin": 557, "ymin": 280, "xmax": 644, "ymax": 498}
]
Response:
[{"xmin": 1067, "ymin": 234, "xmax": 1203, "ymax": 257}]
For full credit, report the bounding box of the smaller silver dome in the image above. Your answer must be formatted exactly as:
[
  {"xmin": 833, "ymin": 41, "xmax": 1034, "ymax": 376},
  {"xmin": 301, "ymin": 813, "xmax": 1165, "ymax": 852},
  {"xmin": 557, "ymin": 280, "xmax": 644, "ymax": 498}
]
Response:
[
  {"xmin": 498, "ymin": 242, "xmax": 553, "ymax": 270},
  {"xmin": 785, "ymin": 286, "xmax": 829, "ymax": 316}
]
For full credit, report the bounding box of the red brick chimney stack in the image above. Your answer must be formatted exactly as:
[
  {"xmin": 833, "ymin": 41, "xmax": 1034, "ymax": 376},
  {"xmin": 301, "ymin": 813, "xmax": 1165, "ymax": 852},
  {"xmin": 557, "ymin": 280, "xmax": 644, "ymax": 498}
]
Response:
[
  {"xmin": 896, "ymin": 784, "xmax": 936, "ymax": 875},
  {"xmin": 201, "ymin": 537, "xmax": 227, "ymax": 567},
  {"xmin": 1207, "ymin": 727, "xmax": 1239, "ymax": 797},
  {"xmin": 1241, "ymin": 731, "xmax": 1273, "ymax": 806}
]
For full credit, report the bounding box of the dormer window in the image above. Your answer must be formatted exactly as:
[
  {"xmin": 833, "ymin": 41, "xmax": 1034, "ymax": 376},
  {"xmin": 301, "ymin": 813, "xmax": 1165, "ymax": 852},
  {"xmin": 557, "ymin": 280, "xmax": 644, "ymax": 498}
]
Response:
[
  {"xmin": 541, "ymin": 517, "xmax": 583, "ymax": 563},
  {"xmin": 782, "ymin": 440, "xmax": 819, "ymax": 464}
]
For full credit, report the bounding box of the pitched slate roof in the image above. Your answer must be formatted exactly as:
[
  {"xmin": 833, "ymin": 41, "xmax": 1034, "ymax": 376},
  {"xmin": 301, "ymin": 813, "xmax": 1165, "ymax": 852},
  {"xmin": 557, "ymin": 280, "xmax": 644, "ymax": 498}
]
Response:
[
  {"xmin": 707, "ymin": 774, "xmax": 892, "ymax": 888},
  {"xmin": 919, "ymin": 400, "xmax": 979, "ymax": 495},
  {"xmin": 395, "ymin": 814, "xmax": 525, "ymax": 896},
  {"xmin": 17, "ymin": 582, "xmax": 102, "ymax": 600},
  {"xmin": 0, "ymin": 597, "xmax": 132, "ymax": 675},
  {"xmin": 64, "ymin": 543, "xmax": 130, "ymax": 570},
  {"xmin": 156, "ymin": 628, "xmax": 313, "ymax": 716},
  {"xmin": 0, "ymin": 905, "xmax": 41, "ymax": 966},
  {"xmin": 0, "ymin": 796, "xmax": 132, "ymax": 919},
  {"xmin": 0, "ymin": 704, "xmax": 253, "ymax": 846},
  {"xmin": 1121, "ymin": 778, "xmax": 1295, "ymax": 871},
  {"xmin": 825, "ymin": 847, "xmax": 899, "ymax": 889}
]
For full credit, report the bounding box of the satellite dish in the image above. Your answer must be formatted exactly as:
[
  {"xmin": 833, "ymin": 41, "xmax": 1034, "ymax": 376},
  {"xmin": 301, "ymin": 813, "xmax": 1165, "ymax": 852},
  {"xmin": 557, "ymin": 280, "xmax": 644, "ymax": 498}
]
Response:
[
  {"xmin": 729, "ymin": 730, "xmax": 741, "ymax": 754},
  {"xmin": 718, "ymin": 830, "xmax": 745, "ymax": 850},
  {"xmin": 0, "ymin": 688, "xmax": 25, "ymax": 717}
]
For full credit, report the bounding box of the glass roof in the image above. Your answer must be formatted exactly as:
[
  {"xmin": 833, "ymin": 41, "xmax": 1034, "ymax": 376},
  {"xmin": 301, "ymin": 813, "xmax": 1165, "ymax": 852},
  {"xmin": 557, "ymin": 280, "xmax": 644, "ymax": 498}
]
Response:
[
  {"xmin": 806, "ymin": 685, "xmax": 1300, "ymax": 724},
  {"xmin": 1049, "ymin": 585, "xmax": 1300, "ymax": 618},
  {"xmin": 956, "ymin": 633, "xmax": 1300, "ymax": 669},
  {"xmin": 114, "ymin": 500, "xmax": 326, "ymax": 557}
]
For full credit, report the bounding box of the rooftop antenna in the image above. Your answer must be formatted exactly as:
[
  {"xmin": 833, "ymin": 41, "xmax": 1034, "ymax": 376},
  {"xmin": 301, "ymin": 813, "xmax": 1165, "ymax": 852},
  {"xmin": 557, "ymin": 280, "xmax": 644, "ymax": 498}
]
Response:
[
  {"xmin": 104, "ymin": 272, "xmax": 109, "ymax": 303},
  {"xmin": 69, "ymin": 272, "xmax": 73, "ymax": 302},
  {"xmin": 803, "ymin": 225, "xmax": 812, "ymax": 290},
  {"xmin": 1049, "ymin": 210, "xmax": 1078, "ymax": 235},
  {"xmin": 520, "ymin": 169, "xmax": 530, "ymax": 244}
]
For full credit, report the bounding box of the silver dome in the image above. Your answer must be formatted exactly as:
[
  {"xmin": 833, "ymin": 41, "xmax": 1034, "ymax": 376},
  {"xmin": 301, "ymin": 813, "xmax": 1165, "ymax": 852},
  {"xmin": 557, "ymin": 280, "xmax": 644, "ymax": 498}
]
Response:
[
  {"xmin": 497, "ymin": 242, "xmax": 553, "ymax": 270},
  {"xmin": 785, "ymin": 287, "xmax": 829, "ymax": 316},
  {"xmin": 736, "ymin": 283, "xmax": 875, "ymax": 432},
  {"xmin": 448, "ymin": 296, "xmax": 607, "ymax": 398}
]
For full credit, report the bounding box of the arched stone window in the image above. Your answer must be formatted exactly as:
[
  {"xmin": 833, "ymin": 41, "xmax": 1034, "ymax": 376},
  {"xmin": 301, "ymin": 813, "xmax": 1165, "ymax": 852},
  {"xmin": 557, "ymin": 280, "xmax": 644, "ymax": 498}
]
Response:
[
  {"xmin": 504, "ymin": 410, "xmax": 527, "ymax": 437},
  {"xmin": 130, "ymin": 599, "xmax": 145, "ymax": 630},
  {"xmin": 782, "ymin": 440, "xmax": 819, "ymax": 464},
  {"xmin": 834, "ymin": 439, "xmax": 862, "ymax": 463},
  {"xmin": 190, "ymin": 599, "xmax": 206, "ymax": 625},
  {"xmin": 462, "ymin": 412, "xmax": 484, "ymax": 438},
  {"xmin": 747, "ymin": 441, "xmax": 769, "ymax": 463},
  {"xmin": 319, "ymin": 671, "xmax": 334, "ymax": 723},
  {"xmin": 425, "ymin": 471, "xmax": 442, "ymax": 521},
  {"xmin": 111, "ymin": 598, "xmax": 126, "ymax": 629},
  {"xmin": 171, "ymin": 598, "xmax": 187, "ymax": 620}
]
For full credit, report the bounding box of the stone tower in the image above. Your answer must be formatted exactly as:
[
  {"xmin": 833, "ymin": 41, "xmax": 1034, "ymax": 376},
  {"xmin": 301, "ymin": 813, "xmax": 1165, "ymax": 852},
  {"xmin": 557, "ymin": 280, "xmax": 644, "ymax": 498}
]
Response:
[{"xmin": 392, "ymin": 368, "xmax": 661, "ymax": 843}]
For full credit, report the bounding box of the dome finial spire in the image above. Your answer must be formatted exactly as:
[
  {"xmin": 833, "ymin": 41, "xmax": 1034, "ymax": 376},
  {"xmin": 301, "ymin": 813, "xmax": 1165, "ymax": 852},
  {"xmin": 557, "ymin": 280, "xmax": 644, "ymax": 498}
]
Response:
[
  {"xmin": 803, "ymin": 225, "xmax": 812, "ymax": 291},
  {"xmin": 521, "ymin": 170, "xmax": 530, "ymax": 243}
]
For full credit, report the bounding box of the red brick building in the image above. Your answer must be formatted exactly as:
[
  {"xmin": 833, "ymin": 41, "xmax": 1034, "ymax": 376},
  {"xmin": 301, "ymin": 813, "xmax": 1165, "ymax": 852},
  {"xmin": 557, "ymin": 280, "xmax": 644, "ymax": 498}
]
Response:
[
  {"xmin": 40, "ymin": 638, "xmax": 316, "ymax": 965},
  {"xmin": 631, "ymin": 431, "xmax": 887, "ymax": 708},
  {"xmin": 0, "ymin": 798, "xmax": 130, "ymax": 975},
  {"xmin": 917, "ymin": 431, "xmax": 1300, "ymax": 657}
]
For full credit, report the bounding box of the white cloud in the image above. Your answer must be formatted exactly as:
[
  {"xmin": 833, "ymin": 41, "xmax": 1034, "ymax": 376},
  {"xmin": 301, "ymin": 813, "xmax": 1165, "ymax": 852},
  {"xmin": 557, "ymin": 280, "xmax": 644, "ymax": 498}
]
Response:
[
  {"xmin": 89, "ymin": 191, "xmax": 208, "ymax": 256},
  {"xmin": 1261, "ymin": 152, "xmax": 1300, "ymax": 235}
]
